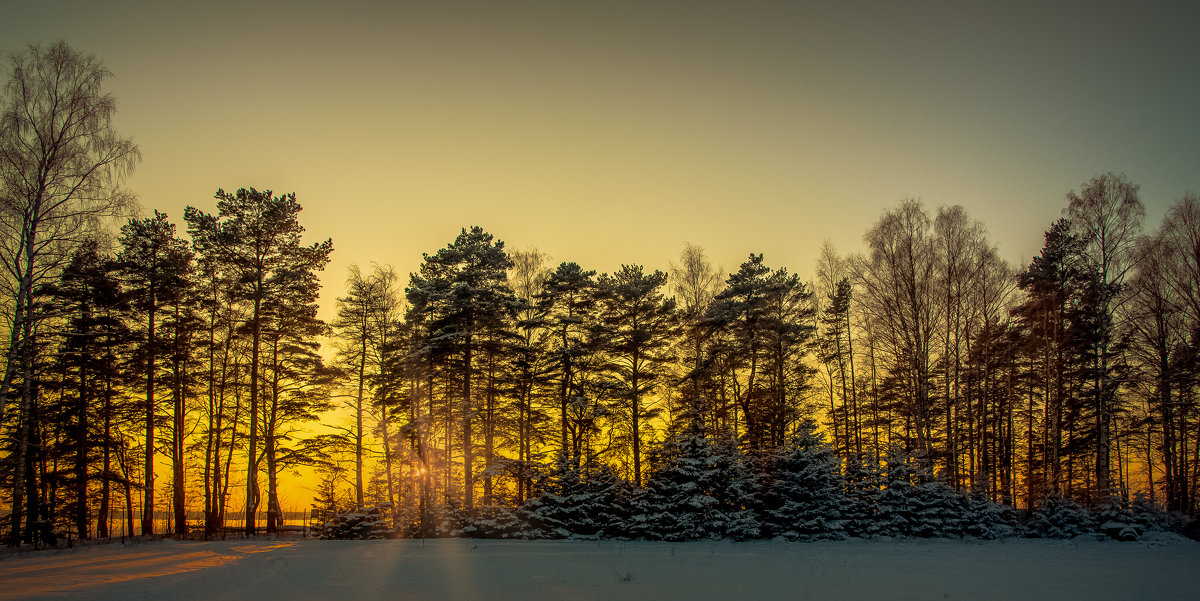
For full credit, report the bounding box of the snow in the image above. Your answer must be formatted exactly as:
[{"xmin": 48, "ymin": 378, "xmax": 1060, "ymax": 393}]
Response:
[{"xmin": 2, "ymin": 535, "xmax": 1197, "ymax": 600}]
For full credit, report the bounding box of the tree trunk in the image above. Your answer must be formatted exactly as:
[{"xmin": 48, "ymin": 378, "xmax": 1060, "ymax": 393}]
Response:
[
  {"xmin": 462, "ymin": 331, "xmax": 474, "ymax": 510},
  {"xmin": 143, "ymin": 288, "xmax": 157, "ymax": 536},
  {"xmin": 356, "ymin": 336, "xmax": 366, "ymax": 509},
  {"xmin": 245, "ymin": 287, "xmax": 262, "ymax": 535}
]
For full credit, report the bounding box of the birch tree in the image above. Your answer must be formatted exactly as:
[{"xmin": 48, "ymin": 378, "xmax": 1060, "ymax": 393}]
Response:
[{"xmin": 0, "ymin": 41, "xmax": 138, "ymax": 544}]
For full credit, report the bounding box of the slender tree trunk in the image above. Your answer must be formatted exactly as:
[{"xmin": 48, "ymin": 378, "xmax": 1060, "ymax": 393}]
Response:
[
  {"xmin": 143, "ymin": 286, "xmax": 157, "ymax": 536},
  {"xmin": 172, "ymin": 305, "xmax": 188, "ymax": 535},
  {"xmin": 10, "ymin": 268, "xmax": 37, "ymax": 545},
  {"xmin": 483, "ymin": 351, "xmax": 496, "ymax": 504},
  {"xmin": 74, "ymin": 304, "xmax": 91, "ymax": 539},
  {"xmin": 99, "ymin": 374, "xmax": 113, "ymax": 539},
  {"xmin": 245, "ymin": 287, "xmax": 262, "ymax": 535},
  {"xmin": 462, "ymin": 331, "xmax": 474, "ymax": 510},
  {"xmin": 631, "ymin": 348, "xmax": 642, "ymax": 487},
  {"xmin": 220, "ymin": 358, "xmax": 241, "ymax": 531},
  {"xmin": 356, "ymin": 337, "xmax": 366, "ymax": 509},
  {"xmin": 1097, "ymin": 347, "xmax": 1110, "ymax": 499},
  {"xmin": 559, "ymin": 328, "xmax": 572, "ymax": 461},
  {"xmin": 266, "ymin": 338, "xmax": 281, "ymax": 534},
  {"xmin": 380, "ymin": 404, "xmax": 397, "ymax": 529}
]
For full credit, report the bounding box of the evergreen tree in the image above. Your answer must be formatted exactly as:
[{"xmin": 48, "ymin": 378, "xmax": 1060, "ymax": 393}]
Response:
[
  {"xmin": 908, "ymin": 465, "xmax": 968, "ymax": 538},
  {"xmin": 759, "ymin": 419, "xmax": 846, "ymax": 541},
  {"xmin": 45, "ymin": 243, "xmax": 126, "ymax": 539},
  {"xmin": 707, "ymin": 255, "xmax": 773, "ymax": 450},
  {"xmin": 185, "ymin": 187, "xmax": 333, "ymax": 534},
  {"xmin": 631, "ymin": 433, "xmax": 759, "ymax": 541},
  {"xmin": 817, "ymin": 277, "xmax": 855, "ymax": 455},
  {"xmin": 405, "ymin": 226, "xmax": 517, "ymax": 510},
  {"xmin": 261, "ymin": 282, "xmax": 335, "ymax": 533},
  {"xmin": 963, "ymin": 489, "xmax": 1021, "ymax": 539},
  {"xmin": 757, "ymin": 267, "xmax": 816, "ymax": 447},
  {"xmin": 159, "ymin": 254, "xmax": 199, "ymax": 536},
  {"xmin": 1014, "ymin": 219, "xmax": 1090, "ymax": 500},
  {"xmin": 594, "ymin": 265, "xmax": 676, "ymax": 487},
  {"xmin": 1066, "ymin": 173, "xmax": 1144, "ymax": 499},
  {"xmin": 842, "ymin": 452, "xmax": 882, "ymax": 537},
  {"xmin": 118, "ymin": 211, "xmax": 192, "ymax": 535},
  {"xmin": 518, "ymin": 454, "xmax": 622, "ymax": 538},
  {"xmin": 875, "ymin": 447, "xmax": 921, "ymax": 537},
  {"xmin": 875, "ymin": 447, "xmax": 968, "ymax": 538},
  {"xmin": 1026, "ymin": 493, "xmax": 1095, "ymax": 538},
  {"xmin": 519, "ymin": 455, "xmax": 585, "ymax": 538},
  {"xmin": 537, "ymin": 262, "xmax": 598, "ymax": 465}
]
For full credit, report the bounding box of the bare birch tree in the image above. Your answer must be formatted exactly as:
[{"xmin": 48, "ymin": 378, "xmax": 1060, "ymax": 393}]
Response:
[{"xmin": 0, "ymin": 41, "xmax": 138, "ymax": 544}]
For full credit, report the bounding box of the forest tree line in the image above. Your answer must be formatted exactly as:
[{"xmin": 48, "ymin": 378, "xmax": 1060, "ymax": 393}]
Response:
[{"xmin": 2, "ymin": 42, "xmax": 1198, "ymax": 545}]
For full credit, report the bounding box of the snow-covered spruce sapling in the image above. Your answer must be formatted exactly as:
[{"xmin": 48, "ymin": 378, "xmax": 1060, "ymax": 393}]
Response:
[
  {"xmin": 757, "ymin": 419, "xmax": 847, "ymax": 541},
  {"xmin": 964, "ymin": 491, "xmax": 1021, "ymax": 540},
  {"xmin": 519, "ymin": 456, "xmax": 623, "ymax": 538},
  {"xmin": 1025, "ymin": 493, "xmax": 1095, "ymax": 538},
  {"xmin": 631, "ymin": 433, "xmax": 760, "ymax": 541},
  {"xmin": 841, "ymin": 453, "xmax": 882, "ymax": 538},
  {"xmin": 314, "ymin": 505, "xmax": 393, "ymax": 540}
]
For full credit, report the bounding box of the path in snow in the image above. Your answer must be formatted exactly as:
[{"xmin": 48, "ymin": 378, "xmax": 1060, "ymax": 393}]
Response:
[{"xmin": 2, "ymin": 536, "xmax": 1197, "ymax": 600}]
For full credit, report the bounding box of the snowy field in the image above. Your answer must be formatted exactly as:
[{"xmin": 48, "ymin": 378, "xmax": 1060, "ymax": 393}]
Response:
[{"xmin": 2, "ymin": 536, "xmax": 1197, "ymax": 601}]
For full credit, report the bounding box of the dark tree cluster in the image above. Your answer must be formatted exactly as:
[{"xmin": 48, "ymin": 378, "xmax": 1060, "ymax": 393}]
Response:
[
  {"xmin": 0, "ymin": 183, "xmax": 332, "ymax": 546},
  {"xmin": 317, "ymin": 424, "xmax": 1175, "ymax": 542},
  {"xmin": 0, "ymin": 43, "xmax": 335, "ymax": 546},
  {"xmin": 3, "ymin": 41, "xmax": 1199, "ymax": 549}
]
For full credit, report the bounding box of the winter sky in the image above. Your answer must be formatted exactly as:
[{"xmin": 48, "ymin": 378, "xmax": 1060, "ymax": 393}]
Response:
[{"xmin": 3, "ymin": 0, "xmax": 1199, "ymax": 320}]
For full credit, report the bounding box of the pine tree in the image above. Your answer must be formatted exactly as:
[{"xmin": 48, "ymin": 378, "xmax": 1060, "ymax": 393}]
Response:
[
  {"xmin": 519, "ymin": 454, "xmax": 622, "ymax": 538},
  {"xmin": 405, "ymin": 226, "xmax": 517, "ymax": 510},
  {"xmin": 519, "ymin": 455, "xmax": 583, "ymax": 538},
  {"xmin": 185, "ymin": 187, "xmax": 333, "ymax": 534},
  {"xmin": 963, "ymin": 489, "xmax": 1020, "ymax": 539},
  {"xmin": 594, "ymin": 265, "xmax": 676, "ymax": 487},
  {"xmin": 118, "ymin": 211, "xmax": 192, "ymax": 535},
  {"xmin": 261, "ymin": 284, "xmax": 335, "ymax": 533},
  {"xmin": 536, "ymin": 262, "xmax": 597, "ymax": 467},
  {"xmin": 45, "ymin": 243, "xmax": 126, "ymax": 539},
  {"xmin": 706, "ymin": 255, "xmax": 772, "ymax": 449},
  {"xmin": 908, "ymin": 468, "xmax": 967, "ymax": 538},
  {"xmin": 875, "ymin": 448, "xmax": 968, "ymax": 538},
  {"xmin": 875, "ymin": 447, "xmax": 920, "ymax": 537}
]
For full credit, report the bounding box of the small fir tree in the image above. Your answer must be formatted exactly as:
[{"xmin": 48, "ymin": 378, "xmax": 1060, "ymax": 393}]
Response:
[
  {"xmin": 758, "ymin": 419, "xmax": 846, "ymax": 541},
  {"xmin": 1026, "ymin": 493, "xmax": 1096, "ymax": 538},
  {"xmin": 842, "ymin": 453, "xmax": 882, "ymax": 537},
  {"xmin": 963, "ymin": 490, "xmax": 1021, "ymax": 539},
  {"xmin": 520, "ymin": 456, "xmax": 621, "ymax": 538},
  {"xmin": 908, "ymin": 458, "xmax": 968, "ymax": 538},
  {"xmin": 631, "ymin": 433, "xmax": 759, "ymax": 541},
  {"xmin": 875, "ymin": 448, "xmax": 920, "ymax": 537}
]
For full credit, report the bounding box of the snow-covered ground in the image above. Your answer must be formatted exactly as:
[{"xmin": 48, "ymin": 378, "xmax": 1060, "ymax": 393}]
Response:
[{"xmin": 2, "ymin": 535, "xmax": 1197, "ymax": 600}]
